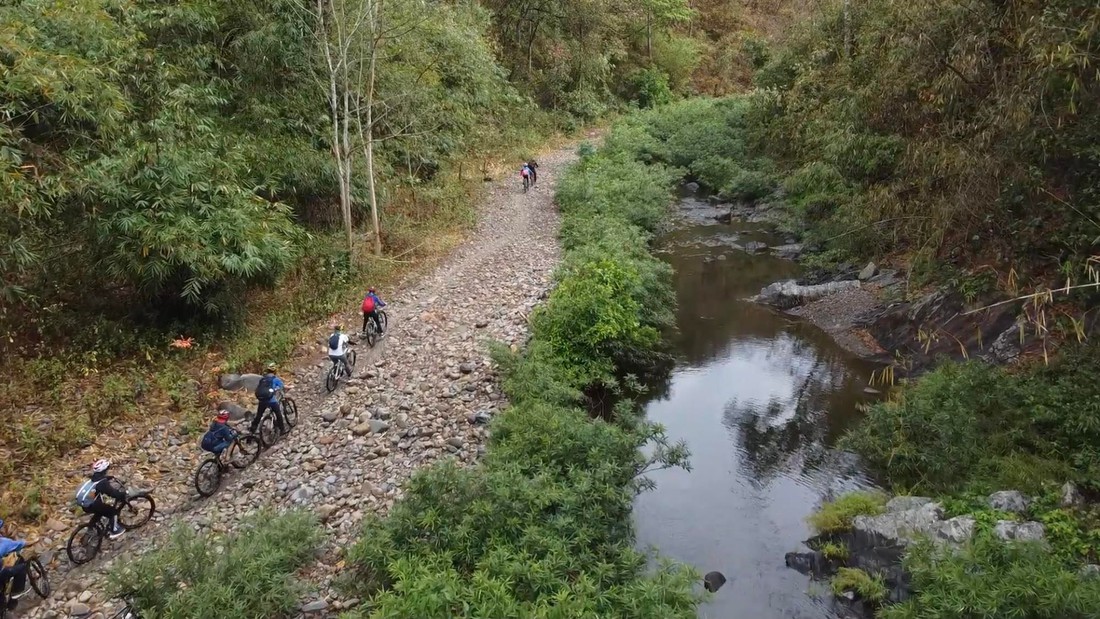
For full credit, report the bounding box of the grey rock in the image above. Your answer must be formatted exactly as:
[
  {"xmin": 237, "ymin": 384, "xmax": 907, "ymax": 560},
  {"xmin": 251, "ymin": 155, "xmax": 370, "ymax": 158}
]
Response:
[
  {"xmin": 352, "ymin": 423, "xmax": 372, "ymax": 436},
  {"xmin": 752, "ymin": 279, "xmax": 861, "ymax": 309},
  {"xmin": 885, "ymin": 496, "xmax": 933, "ymax": 513},
  {"xmin": 993, "ymin": 520, "xmax": 1046, "ymax": 543},
  {"xmin": 459, "ymin": 363, "xmax": 476, "ymax": 374},
  {"xmin": 68, "ymin": 602, "xmax": 91, "ymax": 616},
  {"xmin": 742, "ymin": 241, "xmax": 768, "ymax": 254},
  {"xmin": 321, "ymin": 410, "xmax": 339, "ymax": 423},
  {"xmin": 771, "ymin": 243, "xmax": 804, "ymax": 260},
  {"xmin": 1080, "ymin": 564, "xmax": 1100, "ymax": 579},
  {"xmin": 853, "ymin": 502, "xmax": 947, "ymax": 546},
  {"xmin": 858, "ymin": 261, "xmax": 878, "ymax": 281},
  {"xmin": 447, "ymin": 437, "xmax": 464, "ymax": 448},
  {"xmin": 936, "ymin": 516, "xmax": 976, "ymax": 545},
  {"xmin": 220, "ymin": 373, "xmax": 262, "ymax": 392},
  {"xmin": 302, "ymin": 600, "xmax": 329, "ymax": 613},
  {"xmin": 987, "ymin": 490, "xmax": 1031, "ymax": 515},
  {"xmin": 1060, "ymin": 482, "xmax": 1084, "ymax": 509},
  {"xmin": 368, "ymin": 419, "xmax": 390, "ymax": 434}
]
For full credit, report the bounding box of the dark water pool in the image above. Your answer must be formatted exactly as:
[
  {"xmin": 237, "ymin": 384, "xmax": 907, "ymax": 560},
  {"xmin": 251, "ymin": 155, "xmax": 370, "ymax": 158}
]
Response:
[{"xmin": 634, "ymin": 194, "xmax": 880, "ymax": 619}]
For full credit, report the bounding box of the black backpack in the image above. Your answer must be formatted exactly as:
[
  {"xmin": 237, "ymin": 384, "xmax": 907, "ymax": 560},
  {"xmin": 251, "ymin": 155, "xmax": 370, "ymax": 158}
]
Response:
[
  {"xmin": 255, "ymin": 374, "xmax": 275, "ymax": 400},
  {"xmin": 328, "ymin": 333, "xmax": 341, "ymax": 350}
]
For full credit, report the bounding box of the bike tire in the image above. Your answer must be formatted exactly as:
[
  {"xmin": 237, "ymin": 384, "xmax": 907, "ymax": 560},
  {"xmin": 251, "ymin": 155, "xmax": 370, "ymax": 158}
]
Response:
[
  {"xmin": 259, "ymin": 414, "xmax": 278, "ymax": 448},
  {"xmin": 378, "ymin": 310, "xmax": 389, "ymax": 332},
  {"xmin": 66, "ymin": 522, "xmax": 102, "ymax": 565},
  {"xmin": 282, "ymin": 397, "xmax": 299, "ymax": 429},
  {"xmin": 118, "ymin": 494, "xmax": 155, "ymax": 530},
  {"xmin": 347, "ymin": 349, "xmax": 357, "ymax": 369},
  {"xmin": 193, "ymin": 459, "xmax": 222, "ymax": 498},
  {"xmin": 231, "ymin": 434, "xmax": 261, "ymax": 468},
  {"xmin": 324, "ymin": 364, "xmax": 340, "ymax": 392},
  {"xmin": 28, "ymin": 557, "xmax": 50, "ymax": 598}
]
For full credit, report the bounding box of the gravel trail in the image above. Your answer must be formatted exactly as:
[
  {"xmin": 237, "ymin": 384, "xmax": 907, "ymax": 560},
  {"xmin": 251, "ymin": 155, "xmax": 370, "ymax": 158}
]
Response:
[{"xmin": 23, "ymin": 140, "xmax": 584, "ymax": 619}]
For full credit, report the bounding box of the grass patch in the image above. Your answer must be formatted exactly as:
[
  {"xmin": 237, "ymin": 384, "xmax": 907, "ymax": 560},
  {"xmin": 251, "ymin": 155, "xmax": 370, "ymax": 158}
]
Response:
[
  {"xmin": 112, "ymin": 510, "xmax": 322, "ymax": 619},
  {"xmin": 831, "ymin": 567, "xmax": 888, "ymax": 603},
  {"xmin": 807, "ymin": 491, "xmax": 888, "ymax": 534},
  {"xmin": 819, "ymin": 541, "xmax": 850, "ymax": 561}
]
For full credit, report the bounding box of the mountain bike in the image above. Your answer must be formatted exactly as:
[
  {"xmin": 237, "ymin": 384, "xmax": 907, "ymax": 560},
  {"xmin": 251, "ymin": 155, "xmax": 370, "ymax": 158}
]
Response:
[
  {"xmin": 0, "ymin": 551, "xmax": 50, "ymax": 618},
  {"xmin": 276, "ymin": 389, "xmax": 298, "ymax": 430},
  {"xmin": 363, "ymin": 310, "xmax": 388, "ymax": 347},
  {"xmin": 193, "ymin": 430, "xmax": 261, "ymax": 497},
  {"xmin": 324, "ymin": 349, "xmax": 357, "ymax": 393},
  {"xmin": 522, "ymin": 173, "xmax": 531, "ymax": 193},
  {"xmin": 66, "ymin": 490, "xmax": 155, "ymax": 565}
]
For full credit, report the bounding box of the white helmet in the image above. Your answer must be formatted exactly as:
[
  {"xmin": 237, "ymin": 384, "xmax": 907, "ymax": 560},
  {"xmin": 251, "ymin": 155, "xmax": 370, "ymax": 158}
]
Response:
[{"xmin": 92, "ymin": 459, "xmax": 111, "ymax": 473}]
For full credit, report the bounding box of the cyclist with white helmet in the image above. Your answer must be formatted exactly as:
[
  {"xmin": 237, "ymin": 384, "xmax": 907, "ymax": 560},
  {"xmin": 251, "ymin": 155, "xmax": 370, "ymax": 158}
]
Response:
[{"xmin": 74, "ymin": 459, "xmax": 127, "ymax": 539}]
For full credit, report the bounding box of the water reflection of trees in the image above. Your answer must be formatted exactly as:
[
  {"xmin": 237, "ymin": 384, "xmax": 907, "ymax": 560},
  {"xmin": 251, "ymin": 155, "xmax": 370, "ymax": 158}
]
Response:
[{"xmin": 718, "ymin": 334, "xmax": 866, "ymax": 487}]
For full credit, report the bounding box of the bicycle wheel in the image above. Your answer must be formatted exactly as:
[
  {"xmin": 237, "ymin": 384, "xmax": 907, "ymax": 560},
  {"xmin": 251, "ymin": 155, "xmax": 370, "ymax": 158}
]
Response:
[
  {"xmin": 27, "ymin": 558, "xmax": 50, "ymax": 598},
  {"xmin": 66, "ymin": 522, "xmax": 102, "ymax": 565},
  {"xmin": 324, "ymin": 365, "xmax": 339, "ymax": 392},
  {"xmin": 364, "ymin": 323, "xmax": 377, "ymax": 348},
  {"xmin": 378, "ymin": 311, "xmax": 388, "ymax": 333},
  {"xmin": 230, "ymin": 435, "xmax": 261, "ymax": 469},
  {"xmin": 193, "ymin": 459, "xmax": 222, "ymax": 498},
  {"xmin": 118, "ymin": 494, "xmax": 155, "ymax": 530},
  {"xmin": 347, "ymin": 349, "xmax": 357, "ymax": 368},
  {"xmin": 282, "ymin": 397, "xmax": 298, "ymax": 429},
  {"xmin": 259, "ymin": 413, "xmax": 278, "ymax": 448}
]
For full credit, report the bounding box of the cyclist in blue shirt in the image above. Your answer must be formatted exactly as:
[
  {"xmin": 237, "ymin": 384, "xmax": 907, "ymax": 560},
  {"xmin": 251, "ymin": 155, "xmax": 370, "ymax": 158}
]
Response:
[
  {"xmin": 0, "ymin": 519, "xmax": 28, "ymax": 611},
  {"xmin": 361, "ymin": 287, "xmax": 387, "ymax": 335},
  {"xmin": 201, "ymin": 410, "xmax": 236, "ymax": 457},
  {"xmin": 249, "ymin": 363, "xmax": 287, "ymax": 435}
]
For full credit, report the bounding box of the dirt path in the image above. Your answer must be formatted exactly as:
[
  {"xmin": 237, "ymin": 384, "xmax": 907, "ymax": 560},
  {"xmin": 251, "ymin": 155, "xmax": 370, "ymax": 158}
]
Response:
[{"xmin": 23, "ymin": 139, "xmax": 586, "ymax": 619}]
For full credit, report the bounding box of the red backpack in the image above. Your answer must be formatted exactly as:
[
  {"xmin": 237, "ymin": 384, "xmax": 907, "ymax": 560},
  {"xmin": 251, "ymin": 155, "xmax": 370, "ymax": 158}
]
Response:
[{"xmin": 361, "ymin": 295, "xmax": 375, "ymax": 313}]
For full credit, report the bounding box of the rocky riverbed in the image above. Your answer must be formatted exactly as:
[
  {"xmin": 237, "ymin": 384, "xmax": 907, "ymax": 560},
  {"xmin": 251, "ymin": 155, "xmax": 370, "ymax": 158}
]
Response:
[{"xmin": 17, "ymin": 140, "xmax": 586, "ymax": 619}]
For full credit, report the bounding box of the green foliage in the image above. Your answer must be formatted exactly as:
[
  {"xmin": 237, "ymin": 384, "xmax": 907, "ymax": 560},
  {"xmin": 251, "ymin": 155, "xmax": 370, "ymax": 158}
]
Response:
[
  {"xmin": 819, "ymin": 541, "xmax": 850, "ymax": 561},
  {"xmin": 629, "ymin": 68, "xmax": 674, "ymax": 109},
  {"xmin": 807, "ymin": 491, "xmax": 888, "ymax": 534},
  {"xmin": 831, "ymin": 567, "xmax": 887, "ymax": 603},
  {"xmin": 340, "ymin": 133, "xmax": 698, "ymax": 617},
  {"xmin": 112, "ymin": 510, "xmax": 322, "ymax": 619},
  {"xmin": 881, "ymin": 536, "xmax": 1100, "ymax": 619},
  {"xmin": 745, "ymin": 0, "xmax": 1100, "ymax": 273},
  {"xmin": 841, "ymin": 343, "xmax": 1100, "ymax": 494}
]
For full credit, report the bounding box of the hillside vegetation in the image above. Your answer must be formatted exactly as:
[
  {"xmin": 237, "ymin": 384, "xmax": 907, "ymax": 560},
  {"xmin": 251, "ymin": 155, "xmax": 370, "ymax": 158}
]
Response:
[{"xmin": 1, "ymin": 0, "xmax": 740, "ymax": 520}]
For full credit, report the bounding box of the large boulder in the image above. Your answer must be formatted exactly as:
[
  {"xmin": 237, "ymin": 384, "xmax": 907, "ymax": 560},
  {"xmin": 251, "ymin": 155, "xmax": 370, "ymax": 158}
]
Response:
[
  {"xmin": 1060, "ymin": 482, "xmax": 1084, "ymax": 509},
  {"xmin": 987, "ymin": 490, "xmax": 1031, "ymax": 515},
  {"xmin": 751, "ymin": 279, "xmax": 862, "ymax": 309},
  {"xmin": 219, "ymin": 373, "xmax": 263, "ymax": 392},
  {"xmin": 993, "ymin": 520, "xmax": 1046, "ymax": 543},
  {"xmin": 852, "ymin": 501, "xmax": 975, "ymax": 548},
  {"xmin": 858, "ymin": 262, "xmax": 878, "ymax": 281}
]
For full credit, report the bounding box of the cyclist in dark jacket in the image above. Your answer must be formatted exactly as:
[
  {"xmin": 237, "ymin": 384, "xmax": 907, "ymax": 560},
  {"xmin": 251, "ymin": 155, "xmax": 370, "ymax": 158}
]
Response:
[
  {"xmin": 201, "ymin": 411, "xmax": 236, "ymax": 456},
  {"xmin": 75, "ymin": 459, "xmax": 127, "ymax": 539},
  {"xmin": 526, "ymin": 160, "xmax": 539, "ymax": 185},
  {"xmin": 250, "ymin": 363, "xmax": 287, "ymax": 435}
]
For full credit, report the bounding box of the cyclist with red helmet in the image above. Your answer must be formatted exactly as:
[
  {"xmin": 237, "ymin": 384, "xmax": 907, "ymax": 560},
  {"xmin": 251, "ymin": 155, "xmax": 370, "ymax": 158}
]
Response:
[
  {"xmin": 361, "ymin": 287, "xmax": 387, "ymax": 336},
  {"xmin": 74, "ymin": 459, "xmax": 127, "ymax": 539},
  {"xmin": 201, "ymin": 410, "xmax": 236, "ymax": 459}
]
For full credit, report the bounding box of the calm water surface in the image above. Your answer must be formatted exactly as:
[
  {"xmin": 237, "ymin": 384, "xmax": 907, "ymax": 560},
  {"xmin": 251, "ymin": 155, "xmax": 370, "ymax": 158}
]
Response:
[{"xmin": 634, "ymin": 194, "xmax": 880, "ymax": 619}]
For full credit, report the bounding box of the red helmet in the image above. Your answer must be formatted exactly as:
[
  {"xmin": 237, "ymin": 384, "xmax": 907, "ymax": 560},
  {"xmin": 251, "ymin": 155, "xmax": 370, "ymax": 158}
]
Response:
[{"xmin": 215, "ymin": 411, "xmax": 230, "ymax": 423}]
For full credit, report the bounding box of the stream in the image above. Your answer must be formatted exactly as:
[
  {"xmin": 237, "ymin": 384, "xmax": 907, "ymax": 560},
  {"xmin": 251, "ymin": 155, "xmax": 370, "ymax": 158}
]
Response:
[{"xmin": 634, "ymin": 192, "xmax": 881, "ymax": 619}]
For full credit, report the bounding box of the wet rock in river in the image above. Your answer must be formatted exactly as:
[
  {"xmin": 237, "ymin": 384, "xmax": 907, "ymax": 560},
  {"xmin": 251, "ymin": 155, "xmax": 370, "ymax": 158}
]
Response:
[
  {"xmin": 752, "ymin": 279, "xmax": 862, "ymax": 309},
  {"xmin": 703, "ymin": 571, "xmax": 727, "ymax": 593}
]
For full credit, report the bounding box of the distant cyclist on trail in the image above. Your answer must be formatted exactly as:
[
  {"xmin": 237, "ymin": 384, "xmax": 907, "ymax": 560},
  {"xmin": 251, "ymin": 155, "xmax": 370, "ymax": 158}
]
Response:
[
  {"xmin": 250, "ymin": 363, "xmax": 287, "ymax": 436},
  {"xmin": 361, "ymin": 287, "xmax": 387, "ymax": 335},
  {"xmin": 327, "ymin": 324, "xmax": 353, "ymax": 372},
  {"xmin": 74, "ymin": 459, "xmax": 127, "ymax": 540},
  {"xmin": 526, "ymin": 159, "xmax": 539, "ymax": 185}
]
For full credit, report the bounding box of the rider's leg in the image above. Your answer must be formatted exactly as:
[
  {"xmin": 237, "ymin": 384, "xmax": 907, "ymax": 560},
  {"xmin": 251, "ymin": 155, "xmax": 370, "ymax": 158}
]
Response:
[
  {"xmin": 370, "ymin": 310, "xmax": 383, "ymax": 334},
  {"xmin": 250, "ymin": 400, "xmax": 269, "ymax": 434},
  {"xmin": 271, "ymin": 400, "xmax": 287, "ymax": 433},
  {"xmin": 88, "ymin": 501, "xmax": 124, "ymax": 537},
  {"xmin": 2, "ymin": 560, "xmax": 28, "ymax": 599},
  {"xmin": 362, "ymin": 311, "xmax": 369, "ymax": 333}
]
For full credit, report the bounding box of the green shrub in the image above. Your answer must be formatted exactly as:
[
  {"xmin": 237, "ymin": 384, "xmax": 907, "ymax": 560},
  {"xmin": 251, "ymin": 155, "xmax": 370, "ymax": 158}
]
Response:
[
  {"xmin": 629, "ymin": 68, "xmax": 673, "ymax": 109},
  {"xmin": 724, "ymin": 165, "xmax": 777, "ymax": 202},
  {"xmin": 881, "ymin": 536, "xmax": 1100, "ymax": 619},
  {"xmin": 112, "ymin": 510, "xmax": 321, "ymax": 619},
  {"xmin": 819, "ymin": 541, "xmax": 850, "ymax": 561},
  {"xmin": 831, "ymin": 567, "xmax": 887, "ymax": 603},
  {"xmin": 807, "ymin": 491, "xmax": 888, "ymax": 534}
]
